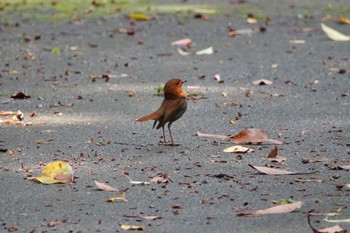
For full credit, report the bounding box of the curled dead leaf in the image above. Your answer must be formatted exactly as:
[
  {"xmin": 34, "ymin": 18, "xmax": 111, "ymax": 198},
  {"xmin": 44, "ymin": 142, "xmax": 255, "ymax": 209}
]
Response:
[{"xmin": 230, "ymin": 128, "xmax": 283, "ymax": 145}]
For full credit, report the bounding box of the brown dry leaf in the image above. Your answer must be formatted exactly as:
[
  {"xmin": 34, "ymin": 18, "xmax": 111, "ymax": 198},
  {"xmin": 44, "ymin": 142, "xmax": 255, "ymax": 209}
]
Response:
[
  {"xmin": 250, "ymin": 165, "xmax": 318, "ymax": 175},
  {"xmin": 120, "ymin": 224, "xmax": 144, "ymax": 231},
  {"xmin": 316, "ymin": 224, "xmax": 346, "ymax": 233},
  {"xmin": 230, "ymin": 128, "xmax": 283, "ymax": 144},
  {"xmin": 237, "ymin": 201, "xmax": 302, "ymax": 217},
  {"xmin": 0, "ymin": 119, "xmax": 46, "ymax": 126},
  {"xmin": 268, "ymin": 146, "xmax": 278, "ymax": 158},
  {"xmin": 197, "ymin": 131, "xmax": 229, "ymax": 140},
  {"xmin": 94, "ymin": 181, "xmax": 119, "ymax": 192},
  {"xmin": 337, "ymin": 165, "xmax": 350, "ymax": 170},
  {"xmin": 150, "ymin": 173, "xmax": 171, "ymax": 184},
  {"xmin": 171, "ymin": 38, "xmax": 192, "ymax": 47},
  {"xmin": 123, "ymin": 215, "xmax": 161, "ymax": 220},
  {"xmin": 252, "ymin": 79, "xmax": 273, "ymax": 85},
  {"xmin": 11, "ymin": 92, "xmax": 31, "ymax": 99},
  {"xmin": 249, "ymin": 164, "xmax": 295, "ymax": 175},
  {"xmin": 223, "ymin": 145, "xmax": 254, "ymax": 153},
  {"xmin": 0, "ymin": 111, "xmax": 19, "ymax": 116},
  {"xmin": 267, "ymin": 146, "xmax": 286, "ymax": 163}
]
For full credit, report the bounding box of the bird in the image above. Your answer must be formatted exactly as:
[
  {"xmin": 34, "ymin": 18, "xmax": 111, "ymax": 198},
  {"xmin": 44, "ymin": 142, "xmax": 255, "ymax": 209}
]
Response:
[{"xmin": 136, "ymin": 78, "xmax": 187, "ymax": 146}]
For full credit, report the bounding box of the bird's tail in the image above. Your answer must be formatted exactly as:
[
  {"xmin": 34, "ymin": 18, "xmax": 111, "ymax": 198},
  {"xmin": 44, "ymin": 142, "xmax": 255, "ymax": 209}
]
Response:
[{"xmin": 136, "ymin": 112, "xmax": 160, "ymax": 122}]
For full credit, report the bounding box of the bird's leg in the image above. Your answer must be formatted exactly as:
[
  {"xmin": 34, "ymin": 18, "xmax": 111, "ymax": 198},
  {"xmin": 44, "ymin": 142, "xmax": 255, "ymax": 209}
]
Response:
[
  {"xmin": 158, "ymin": 126, "xmax": 167, "ymax": 145},
  {"xmin": 164, "ymin": 125, "xmax": 180, "ymax": 146}
]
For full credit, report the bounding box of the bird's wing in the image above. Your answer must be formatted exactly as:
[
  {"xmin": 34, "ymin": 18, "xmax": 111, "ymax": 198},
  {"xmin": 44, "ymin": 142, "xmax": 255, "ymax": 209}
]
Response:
[{"xmin": 161, "ymin": 97, "xmax": 187, "ymax": 126}]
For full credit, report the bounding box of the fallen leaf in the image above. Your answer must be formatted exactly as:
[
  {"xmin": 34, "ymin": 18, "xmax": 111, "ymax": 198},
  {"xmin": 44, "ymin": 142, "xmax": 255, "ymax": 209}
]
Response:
[
  {"xmin": 237, "ymin": 201, "xmax": 302, "ymax": 217},
  {"xmin": 120, "ymin": 224, "xmax": 144, "ymax": 231},
  {"xmin": 196, "ymin": 46, "xmax": 214, "ymax": 55},
  {"xmin": 267, "ymin": 146, "xmax": 278, "ymax": 158},
  {"xmin": 321, "ymin": 23, "xmax": 350, "ymax": 41},
  {"xmin": 228, "ymin": 27, "xmax": 255, "ymax": 37},
  {"xmin": 288, "ymin": 40, "xmax": 306, "ymax": 44},
  {"xmin": 249, "ymin": 164, "xmax": 294, "ymax": 175},
  {"xmin": 0, "ymin": 119, "xmax": 46, "ymax": 126},
  {"xmin": 150, "ymin": 172, "xmax": 171, "ymax": 184},
  {"xmin": 249, "ymin": 164, "xmax": 316, "ymax": 175},
  {"xmin": 27, "ymin": 161, "xmax": 74, "ymax": 184},
  {"xmin": 177, "ymin": 48, "xmax": 191, "ymax": 56},
  {"xmin": 128, "ymin": 12, "xmax": 148, "ymax": 21},
  {"xmin": 51, "ymin": 47, "xmax": 61, "ymax": 54},
  {"xmin": 94, "ymin": 181, "xmax": 119, "ymax": 192},
  {"xmin": 171, "ymin": 38, "xmax": 192, "ymax": 47},
  {"xmin": 197, "ymin": 131, "xmax": 229, "ymax": 140},
  {"xmin": 316, "ymin": 224, "xmax": 346, "ymax": 233},
  {"xmin": 223, "ymin": 145, "xmax": 254, "ymax": 153},
  {"xmin": 0, "ymin": 111, "xmax": 20, "ymax": 116},
  {"xmin": 214, "ymin": 74, "xmax": 224, "ymax": 83},
  {"xmin": 107, "ymin": 192, "xmax": 128, "ymax": 202},
  {"xmin": 11, "ymin": 92, "xmax": 31, "ymax": 99},
  {"xmin": 324, "ymin": 215, "xmax": 350, "ymax": 223},
  {"xmin": 123, "ymin": 174, "xmax": 150, "ymax": 185},
  {"xmin": 252, "ymin": 79, "xmax": 273, "ymax": 85},
  {"xmin": 294, "ymin": 178, "xmax": 323, "ymax": 183},
  {"xmin": 247, "ymin": 17, "xmax": 257, "ymax": 24},
  {"xmin": 123, "ymin": 215, "xmax": 161, "ymax": 220},
  {"xmin": 126, "ymin": 90, "xmax": 136, "ymax": 97},
  {"xmin": 322, "ymin": 15, "xmax": 350, "ymax": 25},
  {"xmin": 230, "ymin": 128, "xmax": 283, "ymax": 144},
  {"xmin": 337, "ymin": 165, "xmax": 350, "ymax": 170}
]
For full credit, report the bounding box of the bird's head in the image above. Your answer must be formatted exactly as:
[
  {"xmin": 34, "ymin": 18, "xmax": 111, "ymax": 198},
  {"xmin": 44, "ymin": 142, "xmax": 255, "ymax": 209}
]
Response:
[{"xmin": 164, "ymin": 78, "xmax": 187, "ymax": 97}]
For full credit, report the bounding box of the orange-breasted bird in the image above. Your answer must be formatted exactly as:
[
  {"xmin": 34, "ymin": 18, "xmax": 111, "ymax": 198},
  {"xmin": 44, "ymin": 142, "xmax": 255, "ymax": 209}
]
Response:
[{"xmin": 136, "ymin": 78, "xmax": 187, "ymax": 146}]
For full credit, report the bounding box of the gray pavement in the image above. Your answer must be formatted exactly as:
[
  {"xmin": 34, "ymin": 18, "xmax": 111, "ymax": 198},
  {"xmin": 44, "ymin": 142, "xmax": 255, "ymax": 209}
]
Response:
[{"xmin": 1, "ymin": 0, "xmax": 350, "ymax": 232}]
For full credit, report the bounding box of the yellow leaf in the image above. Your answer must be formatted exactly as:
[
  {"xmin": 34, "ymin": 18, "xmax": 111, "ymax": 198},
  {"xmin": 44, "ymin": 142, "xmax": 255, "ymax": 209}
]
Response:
[
  {"xmin": 320, "ymin": 23, "xmax": 350, "ymax": 41},
  {"xmin": 128, "ymin": 13, "xmax": 148, "ymax": 21},
  {"xmin": 322, "ymin": 15, "xmax": 350, "ymax": 25},
  {"xmin": 120, "ymin": 224, "xmax": 144, "ymax": 230},
  {"xmin": 246, "ymin": 17, "xmax": 257, "ymax": 24},
  {"xmin": 27, "ymin": 161, "xmax": 73, "ymax": 184},
  {"xmin": 107, "ymin": 192, "xmax": 128, "ymax": 202}
]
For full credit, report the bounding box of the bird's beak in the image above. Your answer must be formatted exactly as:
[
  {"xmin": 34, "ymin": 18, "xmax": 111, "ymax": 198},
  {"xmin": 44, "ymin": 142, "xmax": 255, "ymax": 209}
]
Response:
[{"xmin": 183, "ymin": 80, "xmax": 187, "ymax": 84}]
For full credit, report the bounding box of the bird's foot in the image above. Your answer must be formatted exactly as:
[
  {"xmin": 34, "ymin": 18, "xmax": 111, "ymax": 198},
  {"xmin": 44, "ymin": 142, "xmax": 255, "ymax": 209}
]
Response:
[{"xmin": 158, "ymin": 141, "xmax": 180, "ymax": 146}]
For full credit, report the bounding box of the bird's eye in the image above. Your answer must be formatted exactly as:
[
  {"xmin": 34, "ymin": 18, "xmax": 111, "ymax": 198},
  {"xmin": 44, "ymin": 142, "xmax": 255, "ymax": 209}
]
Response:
[{"xmin": 175, "ymin": 82, "xmax": 179, "ymax": 85}]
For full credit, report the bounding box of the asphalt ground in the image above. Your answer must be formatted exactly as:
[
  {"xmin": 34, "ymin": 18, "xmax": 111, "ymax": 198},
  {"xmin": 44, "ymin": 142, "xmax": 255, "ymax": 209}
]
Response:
[{"xmin": 0, "ymin": 1, "xmax": 350, "ymax": 232}]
